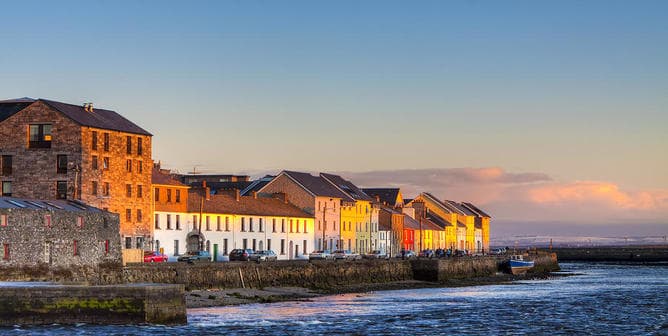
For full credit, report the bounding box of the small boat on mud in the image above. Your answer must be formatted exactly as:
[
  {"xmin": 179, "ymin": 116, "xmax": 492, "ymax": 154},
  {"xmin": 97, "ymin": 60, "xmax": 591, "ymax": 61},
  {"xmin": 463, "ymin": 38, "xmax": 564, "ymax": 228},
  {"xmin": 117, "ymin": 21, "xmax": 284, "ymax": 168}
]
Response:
[{"xmin": 509, "ymin": 255, "xmax": 534, "ymax": 275}]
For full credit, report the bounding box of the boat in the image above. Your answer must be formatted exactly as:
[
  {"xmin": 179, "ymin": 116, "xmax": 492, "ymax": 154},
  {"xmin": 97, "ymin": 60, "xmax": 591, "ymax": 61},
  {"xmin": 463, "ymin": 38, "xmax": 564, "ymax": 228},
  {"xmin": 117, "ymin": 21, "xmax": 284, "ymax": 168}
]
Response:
[{"xmin": 509, "ymin": 255, "xmax": 534, "ymax": 275}]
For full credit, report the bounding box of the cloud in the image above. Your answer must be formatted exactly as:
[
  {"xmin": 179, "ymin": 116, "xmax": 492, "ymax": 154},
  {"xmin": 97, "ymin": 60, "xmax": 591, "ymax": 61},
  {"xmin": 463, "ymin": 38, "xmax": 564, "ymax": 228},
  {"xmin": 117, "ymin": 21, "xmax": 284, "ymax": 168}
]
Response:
[{"xmin": 337, "ymin": 167, "xmax": 668, "ymax": 227}]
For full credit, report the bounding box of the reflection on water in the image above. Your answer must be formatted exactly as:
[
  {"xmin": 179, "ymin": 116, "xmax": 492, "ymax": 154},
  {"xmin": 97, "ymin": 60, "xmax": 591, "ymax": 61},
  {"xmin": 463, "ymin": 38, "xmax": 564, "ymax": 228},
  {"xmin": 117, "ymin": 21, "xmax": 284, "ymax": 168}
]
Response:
[{"xmin": 4, "ymin": 263, "xmax": 667, "ymax": 335}]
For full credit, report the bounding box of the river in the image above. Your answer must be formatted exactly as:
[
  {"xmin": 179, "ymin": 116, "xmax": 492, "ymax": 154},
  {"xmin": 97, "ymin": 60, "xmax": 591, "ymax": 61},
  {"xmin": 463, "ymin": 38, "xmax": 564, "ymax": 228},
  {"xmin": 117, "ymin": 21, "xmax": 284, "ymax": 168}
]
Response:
[{"xmin": 5, "ymin": 263, "xmax": 667, "ymax": 335}]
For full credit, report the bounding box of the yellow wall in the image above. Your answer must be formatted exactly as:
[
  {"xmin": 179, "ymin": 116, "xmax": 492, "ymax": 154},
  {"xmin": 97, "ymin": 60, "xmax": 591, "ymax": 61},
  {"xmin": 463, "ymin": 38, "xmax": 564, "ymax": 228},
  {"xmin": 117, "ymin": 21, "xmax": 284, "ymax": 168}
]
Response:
[{"xmin": 342, "ymin": 200, "xmax": 372, "ymax": 252}]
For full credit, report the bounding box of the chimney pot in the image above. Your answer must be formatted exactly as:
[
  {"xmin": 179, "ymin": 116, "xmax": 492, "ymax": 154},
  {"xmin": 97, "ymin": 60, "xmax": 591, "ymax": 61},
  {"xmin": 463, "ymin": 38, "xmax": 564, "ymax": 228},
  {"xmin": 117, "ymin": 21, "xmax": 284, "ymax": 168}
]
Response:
[
  {"xmin": 235, "ymin": 189, "xmax": 240, "ymax": 202},
  {"xmin": 252, "ymin": 191, "xmax": 257, "ymax": 199}
]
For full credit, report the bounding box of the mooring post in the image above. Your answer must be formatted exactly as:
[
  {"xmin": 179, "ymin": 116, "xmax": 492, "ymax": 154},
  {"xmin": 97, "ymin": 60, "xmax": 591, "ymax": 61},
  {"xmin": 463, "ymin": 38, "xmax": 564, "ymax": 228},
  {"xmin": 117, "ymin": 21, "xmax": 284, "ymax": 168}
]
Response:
[{"xmin": 238, "ymin": 268, "xmax": 245, "ymax": 289}]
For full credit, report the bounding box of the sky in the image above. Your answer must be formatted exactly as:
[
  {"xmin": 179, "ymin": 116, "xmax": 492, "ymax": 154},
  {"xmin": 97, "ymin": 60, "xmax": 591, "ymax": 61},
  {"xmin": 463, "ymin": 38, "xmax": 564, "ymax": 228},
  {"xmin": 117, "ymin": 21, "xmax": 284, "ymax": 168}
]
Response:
[{"xmin": 1, "ymin": 1, "xmax": 666, "ymax": 237}]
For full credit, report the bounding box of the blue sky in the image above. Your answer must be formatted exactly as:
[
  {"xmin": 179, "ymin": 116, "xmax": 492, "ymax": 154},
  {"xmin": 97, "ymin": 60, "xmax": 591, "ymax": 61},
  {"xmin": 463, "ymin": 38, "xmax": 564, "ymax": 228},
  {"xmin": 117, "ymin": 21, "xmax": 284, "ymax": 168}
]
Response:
[{"xmin": 1, "ymin": 1, "xmax": 667, "ymax": 230}]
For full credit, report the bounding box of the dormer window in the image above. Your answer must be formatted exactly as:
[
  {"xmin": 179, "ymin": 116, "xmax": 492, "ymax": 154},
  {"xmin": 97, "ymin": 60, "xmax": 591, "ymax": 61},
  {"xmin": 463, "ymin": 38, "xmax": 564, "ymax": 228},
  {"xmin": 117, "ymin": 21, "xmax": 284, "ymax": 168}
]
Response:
[{"xmin": 29, "ymin": 124, "xmax": 52, "ymax": 148}]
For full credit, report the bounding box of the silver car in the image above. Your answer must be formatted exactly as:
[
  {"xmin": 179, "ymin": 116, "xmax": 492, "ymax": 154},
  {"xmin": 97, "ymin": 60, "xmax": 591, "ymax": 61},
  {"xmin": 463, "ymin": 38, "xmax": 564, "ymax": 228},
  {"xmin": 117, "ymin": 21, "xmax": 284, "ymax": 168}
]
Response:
[
  {"xmin": 249, "ymin": 250, "xmax": 278, "ymax": 262},
  {"xmin": 333, "ymin": 250, "xmax": 362, "ymax": 260},
  {"xmin": 309, "ymin": 250, "xmax": 334, "ymax": 260}
]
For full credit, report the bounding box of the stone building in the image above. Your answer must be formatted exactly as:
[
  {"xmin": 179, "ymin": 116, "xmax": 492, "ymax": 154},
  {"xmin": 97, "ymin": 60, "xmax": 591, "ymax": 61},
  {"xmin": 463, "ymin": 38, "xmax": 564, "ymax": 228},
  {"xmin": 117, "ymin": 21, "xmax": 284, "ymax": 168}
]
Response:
[
  {"xmin": 0, "ymin": 196, "xmax": 121, "ymax": 267},
  {"xmin": 0, "ymin": 98, "xmax": 152, "ymax": 249}
]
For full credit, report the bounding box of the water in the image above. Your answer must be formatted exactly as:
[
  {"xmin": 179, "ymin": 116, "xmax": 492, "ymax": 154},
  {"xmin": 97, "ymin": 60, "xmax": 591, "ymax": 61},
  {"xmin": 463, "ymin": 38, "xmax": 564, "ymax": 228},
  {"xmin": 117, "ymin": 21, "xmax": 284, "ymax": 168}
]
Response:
[{"xmin": 4, "ymin": 263, "xmax": 667, "ymax": 335}]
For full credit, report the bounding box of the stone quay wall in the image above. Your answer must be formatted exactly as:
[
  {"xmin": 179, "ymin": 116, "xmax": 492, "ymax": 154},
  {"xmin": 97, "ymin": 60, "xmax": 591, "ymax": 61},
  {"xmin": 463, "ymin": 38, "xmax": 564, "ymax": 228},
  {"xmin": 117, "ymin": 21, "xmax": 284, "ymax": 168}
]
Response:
[
  {"xmin": 0, "ymin": 283, "xmax": 186, "ymax": 326},
  {"xmin": 0, "ymin": 255, "xmax": 561, "ymax": 291},
  {"xmin": 551, "ymin": 246, "xmax": 668, "ymax": 262}
]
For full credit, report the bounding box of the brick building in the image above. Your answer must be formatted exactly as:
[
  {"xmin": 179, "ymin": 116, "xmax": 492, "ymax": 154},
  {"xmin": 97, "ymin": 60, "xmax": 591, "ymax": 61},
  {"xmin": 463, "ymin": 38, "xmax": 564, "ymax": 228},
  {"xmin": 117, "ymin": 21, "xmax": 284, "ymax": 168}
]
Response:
[
  {"xmin": 0, "ymin": 98, "xmax": 152, "ymax": 249},
  {"xmin": 0, "ymin": 196, "xmax": 121, "ymax": 267}
]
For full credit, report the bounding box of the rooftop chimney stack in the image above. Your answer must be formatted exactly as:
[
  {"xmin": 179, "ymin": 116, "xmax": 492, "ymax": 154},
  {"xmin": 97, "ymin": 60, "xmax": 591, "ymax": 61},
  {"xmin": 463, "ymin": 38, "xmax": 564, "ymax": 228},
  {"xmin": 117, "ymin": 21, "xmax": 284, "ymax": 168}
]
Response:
[
  {"xmin": 235, "ymin": 189, "xmax": 240, "ymax": 202},
  {"xmin": 252, "ymin": 191, "xmax": 257, "ymax": 199}
]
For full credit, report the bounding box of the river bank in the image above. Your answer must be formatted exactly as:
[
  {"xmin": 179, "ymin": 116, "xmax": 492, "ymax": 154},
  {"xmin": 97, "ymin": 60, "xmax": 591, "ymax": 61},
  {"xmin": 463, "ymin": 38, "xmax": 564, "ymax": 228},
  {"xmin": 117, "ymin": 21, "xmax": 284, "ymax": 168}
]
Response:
[
  {"xmin": 185, "ymin": 270, "xmax": 565, "ymax": 308},
  {"xmin": 551, "ymin": 245, "xmax": 668, "ymax": 262}
]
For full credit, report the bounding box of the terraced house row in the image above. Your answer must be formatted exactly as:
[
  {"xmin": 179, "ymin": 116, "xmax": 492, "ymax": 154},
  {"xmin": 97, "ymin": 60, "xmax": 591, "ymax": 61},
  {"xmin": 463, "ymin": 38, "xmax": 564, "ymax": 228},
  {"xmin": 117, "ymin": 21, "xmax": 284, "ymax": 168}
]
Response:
[{"xmin": 0, "ymin": 97, "xmax": 491, "ymax": 263}]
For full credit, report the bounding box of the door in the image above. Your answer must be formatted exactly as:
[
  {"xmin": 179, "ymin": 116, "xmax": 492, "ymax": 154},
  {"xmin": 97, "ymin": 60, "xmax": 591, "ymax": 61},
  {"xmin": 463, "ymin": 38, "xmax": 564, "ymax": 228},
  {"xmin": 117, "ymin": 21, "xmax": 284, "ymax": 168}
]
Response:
[
  {"xmin": 289, "ymin": 241, "xmax": 294, "ymax": 260},
  {"xmin": 213, "ymin": 244, "xmax": 218, "ymax": 262}
]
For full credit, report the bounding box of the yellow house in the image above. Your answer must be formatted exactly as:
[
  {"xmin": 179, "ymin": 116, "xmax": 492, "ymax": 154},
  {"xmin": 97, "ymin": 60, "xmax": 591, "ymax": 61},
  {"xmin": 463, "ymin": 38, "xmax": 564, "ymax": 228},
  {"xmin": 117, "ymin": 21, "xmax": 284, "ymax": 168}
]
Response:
[
  {"xmin": 462, "ymin": 202, "xmax": 491, "ymax": 253},
  {"xmin": 320, "ymin": 173, "xmax": 375, "ymax": 253},
  {"xmin": 407, "ymin": 193, "xmax": 459, "ymax": 250}
]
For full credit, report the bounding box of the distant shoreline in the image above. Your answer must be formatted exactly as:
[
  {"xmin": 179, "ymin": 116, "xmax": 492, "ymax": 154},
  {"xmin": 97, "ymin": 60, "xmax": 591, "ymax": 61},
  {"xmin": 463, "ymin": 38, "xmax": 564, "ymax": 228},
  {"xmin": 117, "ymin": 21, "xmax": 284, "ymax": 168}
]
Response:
[{"xmin": 548, "ymin": 246, "xmax": 668, "ymax": 262}]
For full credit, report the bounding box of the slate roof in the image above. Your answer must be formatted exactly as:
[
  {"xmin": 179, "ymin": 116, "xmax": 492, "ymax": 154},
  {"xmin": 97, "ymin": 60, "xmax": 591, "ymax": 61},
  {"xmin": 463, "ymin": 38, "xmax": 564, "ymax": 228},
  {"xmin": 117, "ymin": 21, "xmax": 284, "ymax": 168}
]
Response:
[
  {"xmin": 187, "ymin": 190, "xmax": 313, "ymax": 218},
  {"xmin": 424, "ymin": 210, "xmax": 452, "ymax": 228},
  {"xmin": 320, "ymin": 173, "xmax": 372, "ymax": 201},
  {"xmin": 461, "ymin": 202, "xmax": 492, "ymax": 218},
  {"xmin": 422, "ymin": 218, "xmax": 445, "ymax": 231},
  {"xmin": 241, "ymin": 175, "xmax": 275, "ymax": 196},
  {"xmin": 0, "ymin": 196, "xmax": 104, "ymax": 212},
  {"xmin": 197, "ymin": 181, "xmax": 253, "ymax": 192},
  {"xmin": 402, "ymin": 214, "xmax": 421, "ymax": 230},
  {"xmin": 418, "ymin": 193, "xmax": 459, "ymax": 215},
  {"xmin": 279, "ymin": 171, "xmax": 353, "ymax": 201},
  {"xmin": 444, "ymin": 200, "xmax": 477, "ymax": 216},
  {"xmin": 362, "ymin": 188, "xmax": 402, "ymax": 206},
  {"xmin": 0, "ymin": 98, "xmax": 151, "ymax": 136},
  {"xmin": 152, "ymin": 166, "xmax": 188, "ymax": 187}
]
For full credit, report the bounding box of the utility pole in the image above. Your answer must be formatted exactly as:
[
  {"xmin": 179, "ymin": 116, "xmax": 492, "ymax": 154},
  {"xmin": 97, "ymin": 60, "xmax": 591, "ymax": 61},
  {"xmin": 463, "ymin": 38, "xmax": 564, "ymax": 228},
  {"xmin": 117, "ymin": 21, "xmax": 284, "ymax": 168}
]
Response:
[{"xmin": 198, "ymin": 193, "xmax": 204, "ymax": 251}]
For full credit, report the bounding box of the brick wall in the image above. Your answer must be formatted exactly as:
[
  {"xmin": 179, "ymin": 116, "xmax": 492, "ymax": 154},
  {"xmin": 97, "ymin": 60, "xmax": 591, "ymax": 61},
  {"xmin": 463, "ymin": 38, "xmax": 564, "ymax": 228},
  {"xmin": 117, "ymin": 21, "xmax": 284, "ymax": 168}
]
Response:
[{"xmin": 0, "ymin": 207, "xmax": 121, "ymax": 267}]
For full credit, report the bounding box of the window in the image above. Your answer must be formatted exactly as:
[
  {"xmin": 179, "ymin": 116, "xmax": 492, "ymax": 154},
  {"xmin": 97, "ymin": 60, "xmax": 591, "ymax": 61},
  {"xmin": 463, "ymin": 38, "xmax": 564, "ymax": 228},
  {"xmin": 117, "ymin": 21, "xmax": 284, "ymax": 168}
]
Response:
[
  {"xmin": 103, "ymin": 133, "xmax": 110, "ymax": 151},
  {"xmin": 176, "ymin": 215, "xmax": 181, "ymax": 230},
  {"xmin": 91, "ymin": 156, "xmax": 98, "ymax": 170},
  {"xmin": 126, "ymin": 159, "xmax": 132, "ymax": 172},
  {"xmin": 2, "ymin": 181, "xmax": 11, "ymax": 197},
  {"xmin": 206, "ymin": 216, "xmax": 210, "ymax": 231},
  {"xmin": 192, "ymin": 215, "xmax": 197, "ymax": 229},
  {"xmin": 45, "ymin": 214, "xmax": 51, "ymax": 228},
  {"xmin": 272, "ymin": 219, "xmax": 276, "ymax": 233},
  {"xmin": 103, "ymin": 182, "xmax": 110, "ymax": 196},
  {"xmin": 0, "ymin": 214, "xmax": 7, "ymax": 226},
  {"xmin": 125, "ymin": 209, "xmax": 132, "ymax": 222},
  {"xmin": 225, "ymin": 217, "xmax": 230, "ymax": 231},
  {"xmin": 154, "ymin": 188, "xmax": 160, "ymax": 201},
  {"xmin": 104, "ymin": 240, "xmax": 109, "ymax": 255},
  {"xmin": 136, "ymin": 237, "xmax": 144, "ymax": 249},
  {"xmin": 103, "ymin": 157, "xmax": 110, "ymax": 170},
  {"xmin": 29, "ymin": 124, "xmax": 52, "ymax": 148},
  {"xmin": 73, "ymin": 240, "xmax": 79, "ymax": 256},
  {"xmin": 216, "ymin": 216, "xmax": 221, "ymax": 231},
  {"xmin": 259, "ymin": 218, "xmax": 264, "ymax": 232},
  {"xmin": 166, "ymin": 214, "xmax": 172, "ymax": 229},
  {"xmin": 91, "ymin": 131, "xmax": 98, "ymax": 150},
  {"xmin": 126, "ymin": 136, "xmax": 132, "ymax": 154},
  {"xmin": 77, "ymin": 216, "xmax": 84, "ymax": 228},
  {"xmin": 126, "ymin": 184, "xmax": 132, "ymax": 197},
  {"xmin": 281, "ymin": 219, "xmax": 285, "ymax": 233},
  {"xmin": 56, "ymin": 181, "xmax": 67, "ymax": 199},
  {"xmin": 137, "ymin": 209, "xmax": 142, "ymax": 222},
  {"xmin": 137, "ymin": 137, "xmax": 143, "ymax": 155},
  {"xmin": 280, "ymin": 239, "xmax": 285, "ymax": 255},
  {"xmin": 296, "ymin": 219, "xmax": 300, "ymax": 233},
  {"xmin": 267, "ymin": 239, "xmax": 272, "ymax": 251},
  {"xmin": 138, "ymin": 161, "xmax": 143, "ymax": 173},
  {"xmin": 223, "ymin": 239, "xmax": 228, "ymax": 255},
  {"xmin": 242, "ymin": 239, "xmax": 247, "ymax": 250},
  {"xmin": 304, "ymin": 220, "xmax": 308, "ymax": 233},
  {"xmin": 137, "ymin": 185, "xmax": 143, "ymax": 198},
  {"xmin": 1, "ymin": 155, "xmax": 12, "ymax": 176},
  {"xmin": 303, "ymin": 240, "xmax": 307, "ymax": 255},
  {"xmin": 167, "ymin": 189, "xmax": 172, "ymax": 202},
  {"xmin": 56, "ymin": 155, "xmax": 67, "ymax": 174},
  {"xmin": 174, "ymin": 240, "xmax": 179, "ymax": 256},
  {"xmin": 249, "ymin": 218, "xmax": 254, "ymax": 232},
  {"xmin": 175, "ymin": 190, "xmax": 181, "ymax": 203},
  {"xmin": 241, "ymin": 218, "xmax": 246, "ymax": 232},
  {"xmin": 290, "ymin": 219, "xmax": 293, "ymax": 233},
  {"xmin": 3, "ymin": 244, "xmax": 9, "ymax": 260},
  {"xmin": 154, "ymin": 214, "xmax": 160, "ymax": 229},
  {"xmin": 125, "ymin": 237, "xmax": 132, "ymax": 249}
]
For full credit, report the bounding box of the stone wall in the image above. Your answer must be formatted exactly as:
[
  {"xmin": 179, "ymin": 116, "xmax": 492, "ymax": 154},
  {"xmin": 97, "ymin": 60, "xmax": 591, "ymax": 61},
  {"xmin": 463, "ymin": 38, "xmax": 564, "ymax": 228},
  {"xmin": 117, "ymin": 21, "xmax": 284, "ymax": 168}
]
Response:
[
  {"xmin": 0, "ymin": 283, "xmax": 185, "ymax": 325},
  {"xmin": 0, "ymin": 207, "xmax": 121, "ymax": 267},
  {"xmin": 411, "ymin": 258, "xmax": 499, "ymax": 282}
]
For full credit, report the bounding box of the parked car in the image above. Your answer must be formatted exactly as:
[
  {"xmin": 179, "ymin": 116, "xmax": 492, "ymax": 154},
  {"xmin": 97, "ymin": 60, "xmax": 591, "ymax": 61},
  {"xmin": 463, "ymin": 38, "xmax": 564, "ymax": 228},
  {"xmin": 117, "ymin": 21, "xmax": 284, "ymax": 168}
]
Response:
[
  {"xmin": 309, "ymin": 250, "xmax": 333, "ymax": 260},
  {"xmin": 332, "ymin": 250, "xmax": 361, "ymax": 260},
  {"xmin": 143, "ymin": 251, "xmax": 168, "ymax": 263},
  {"xmin": 177, "ymin": 251, "xmax": 211, "ymax": 263},
  {"xmin": 363, "ymin": 250, "xmax": 389, "ymax": 259},
  {"xmin": 490, "ymin": 248, "xmax": 507, "ymax": 255},
  {"xmin": 453, "ymin": 249, "xmax": 467, "ymax": 257},
  {"xmin": 419, "ymin": 249, "xmax": 435, "ymax": 258},
  {"xmin": 249, "ymin": 250, "xmax": 278, "ymax": 262},
  {"xmin": 229, "ymin": 249, "xmax": 254, "ymax": 261},
  {"xmin": 396, "ymin": 250, "xmax": 417, "ymax": 259}
]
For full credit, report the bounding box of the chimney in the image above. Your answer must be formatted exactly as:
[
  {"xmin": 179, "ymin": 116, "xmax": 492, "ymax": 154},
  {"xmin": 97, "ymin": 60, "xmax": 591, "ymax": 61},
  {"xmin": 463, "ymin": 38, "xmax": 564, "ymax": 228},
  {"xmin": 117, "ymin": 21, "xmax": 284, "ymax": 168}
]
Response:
[
  {"xmin": 202, "ymin": 181, "xmax": 210, "ymax": 200},
  {"xmin": 235, "ymin": 189, "xmax": 240, "ymax": 202},
  {"xmin": 252, "ymin": 191, "xmax": 257, "ymax": 199},
  {"xmin": 375, "ymin": 195, "xmax": 380, "ymax": 203}
]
